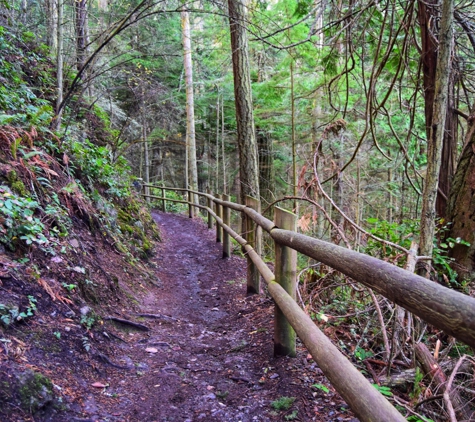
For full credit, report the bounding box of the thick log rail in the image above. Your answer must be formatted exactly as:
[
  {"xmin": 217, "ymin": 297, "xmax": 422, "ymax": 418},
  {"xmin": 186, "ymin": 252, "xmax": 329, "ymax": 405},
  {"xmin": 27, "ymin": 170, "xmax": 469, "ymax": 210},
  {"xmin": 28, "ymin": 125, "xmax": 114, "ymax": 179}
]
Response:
[{"xmin": 142, "ymin": 184, "xmax": 475, "ymax": 422}]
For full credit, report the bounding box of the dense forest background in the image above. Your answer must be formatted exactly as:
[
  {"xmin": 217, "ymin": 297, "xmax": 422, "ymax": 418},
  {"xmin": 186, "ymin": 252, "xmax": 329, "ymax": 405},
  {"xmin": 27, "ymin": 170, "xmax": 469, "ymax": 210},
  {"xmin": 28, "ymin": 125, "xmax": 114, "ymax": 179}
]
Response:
[
  {"xmin": 3, "ymin": 0, "xmax": 474, "ymax": 279},
  {"xmin": 1, "ymin": 0, "xmax": 475, "ymax": 420}
]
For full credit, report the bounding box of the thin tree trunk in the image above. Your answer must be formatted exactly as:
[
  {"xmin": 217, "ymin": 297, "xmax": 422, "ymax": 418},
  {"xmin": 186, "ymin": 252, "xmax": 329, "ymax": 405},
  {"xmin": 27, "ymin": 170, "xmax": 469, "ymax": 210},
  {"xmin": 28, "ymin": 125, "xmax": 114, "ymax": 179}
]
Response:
[
  {"xmin": 290, "ymin": 59, "xmax": 297, "ymax": 206},
  {"xmin": 215, "ymin": 94, "xmax": 220, "ymax": 193},
  {"xmin": 181, "ymin": 8, "xmax": 199, "ymax": 215},
  {"xmin": 227, "ymin": 0, "xmax": 260, "ymax": 201},
  {"xmin": 418, "ymin": 0, "xmax": 454, "ymax": 276},
  {"xmin": 75, "ymin": 0, "xmax": 88, "ymax": 72},
  {"xmin": 46, "ymin": 0, "xmax": 58, "ymax": 51},
  {"xmin": 221, "ymin": 96, "xmax": 226, "ymax": 194},
  {"xmin": 143, "ymin": 118, "xmax": 150, "ymax": 202},
  {"xmin": 53, "ymin": 0, "xmax": 64, "ymax": 130}
]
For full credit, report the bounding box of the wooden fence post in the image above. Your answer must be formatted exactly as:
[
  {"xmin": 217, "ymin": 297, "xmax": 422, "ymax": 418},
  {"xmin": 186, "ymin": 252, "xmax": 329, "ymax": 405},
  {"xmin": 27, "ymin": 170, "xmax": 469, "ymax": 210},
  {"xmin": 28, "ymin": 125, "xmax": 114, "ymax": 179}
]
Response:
[
  {"xmin": 187, "ymin": 190, "xmax": 193, "ymax": 218},
  {"xmin": 161, "ymin": 187, "xmax": 166, "ymax": 212},
  {"xmin": 216, "ymin": 194, "xmax": 222, "ymax": 243},
  {"xmin": 274, "ymin": 207, "xmax": 297, "ymax": 357},
  {"xmin": 222, "ymin": 194, "xmax": 231, "ymax": 258},
  {"xmin": 245, "ymin": 195, "xmax": 262, "ymax": 295},
  {"xmin": 207, "ymin": 188, "xmax": 213, "ymax": 229}
]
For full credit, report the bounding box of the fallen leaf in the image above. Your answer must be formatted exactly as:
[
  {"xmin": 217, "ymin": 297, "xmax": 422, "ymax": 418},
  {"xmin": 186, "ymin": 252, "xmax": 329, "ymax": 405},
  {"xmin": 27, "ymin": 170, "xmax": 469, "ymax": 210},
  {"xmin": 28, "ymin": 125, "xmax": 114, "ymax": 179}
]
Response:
[
  {"xmin": 91, "ymin": 382, "xmax": 108, "ymax": 388},
  {"xmin": 145, "ymin": 347, "xmax": 158, "ymax": 353}
]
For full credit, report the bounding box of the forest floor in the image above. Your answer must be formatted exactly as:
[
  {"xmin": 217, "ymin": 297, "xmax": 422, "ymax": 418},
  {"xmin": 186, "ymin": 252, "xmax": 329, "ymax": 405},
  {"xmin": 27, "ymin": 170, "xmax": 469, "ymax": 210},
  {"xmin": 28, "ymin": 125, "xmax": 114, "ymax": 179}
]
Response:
[{"xmin": 1, "ymin": 211, "xmax": 358, "ymax": 422}]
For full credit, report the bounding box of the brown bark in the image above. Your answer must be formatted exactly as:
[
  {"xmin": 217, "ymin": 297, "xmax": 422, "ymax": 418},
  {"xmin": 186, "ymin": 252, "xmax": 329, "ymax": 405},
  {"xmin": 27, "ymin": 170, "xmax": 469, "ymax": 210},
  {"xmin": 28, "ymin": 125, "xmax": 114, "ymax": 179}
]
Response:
[
  {"xmin": 257, "ymin": 128, "xmax": 274, "ymax": 208},
  {"xmin": 418, "ymin": 0, "xmax": 457, "ymax": 218},
  {"xmin": 447, "ymin": 109, "xmax": 475, "ymax": 274},
  {"xmin": 45, "ymin": 0, "xmax": 58, "ymax": 51},
  {"xmin": 418, "ymin": 0, "xmax": 454, "ymax": 272},
  {"xmin": 74, "ymin": 0, "xmax": 88, "ymax": 72},
  {"xmin": 181, "ymin": 9, "xmax": 199, "ymax": 216},
  {"xmin": 227, "ymin": 0, "xmax": 260, "ymax": 201}
]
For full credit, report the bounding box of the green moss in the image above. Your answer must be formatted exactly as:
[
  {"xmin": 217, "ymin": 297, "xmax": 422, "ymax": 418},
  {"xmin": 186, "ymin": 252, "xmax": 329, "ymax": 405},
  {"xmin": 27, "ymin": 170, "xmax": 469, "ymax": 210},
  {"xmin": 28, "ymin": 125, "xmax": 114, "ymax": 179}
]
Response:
[
  {"xmin": 18, "ymin": 371, "xmax": 53, "ymax": 412},
  {"xmin": 7, "ymin": 170, "xmax": 27, "ymax": 196}
]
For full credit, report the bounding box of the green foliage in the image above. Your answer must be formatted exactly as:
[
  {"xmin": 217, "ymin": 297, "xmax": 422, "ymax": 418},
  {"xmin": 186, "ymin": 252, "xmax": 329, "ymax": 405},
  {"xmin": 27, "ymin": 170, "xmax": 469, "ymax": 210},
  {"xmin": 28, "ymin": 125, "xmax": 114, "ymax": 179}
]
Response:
[
  {"xmin": 364, "ymin": 218, "xmax": 417, "ymax": 265},
  {"xmin": 0, "ymin": 295, "xmax": 37, "ymax": 326},
  {"xmin": 407, "ymin": 416, "xmax": 434, "ymax": 422},
  {"xmin": 66, "ymin": 139, "xmax": 131, "ymax": 198},
  {"xmin": 285, "ymin": 410, "xmax": 298, "ymax": 420},
  {"xmin": 0, "ymin": 186, "xmax": 49, "ymax": 249},
  {"xmin": 151, "ymin": 188, "xmax": 188, "ymax": 214},
  {"xmin": 410, "ymin": 367, "xmax": 424, "ymax": 400},
  {"xmin": 80, "ymin": 314, "xmax": 96, "ymax": 330},
  {"xmin": 312, "ymin": 383, "xmax": 329, "ymax": 393},
  {"xmin": 271, "ymin": 396, "xmax": 296, "ymax": 411},
  {"xmin": 354, "ymin": 346, "xmax": 373, "ymax": 361},
  {"xmin": 372, "ymin": 384, "xmax": 392, "ymax": 397}
]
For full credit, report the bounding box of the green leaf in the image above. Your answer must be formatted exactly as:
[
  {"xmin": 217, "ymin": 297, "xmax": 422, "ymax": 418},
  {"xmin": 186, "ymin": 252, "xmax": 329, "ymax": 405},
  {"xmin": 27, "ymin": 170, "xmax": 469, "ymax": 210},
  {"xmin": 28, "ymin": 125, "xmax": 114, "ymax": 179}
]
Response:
[{"xmin": 312, "ymin": 383, "xmax": 329, "ymax": 393}]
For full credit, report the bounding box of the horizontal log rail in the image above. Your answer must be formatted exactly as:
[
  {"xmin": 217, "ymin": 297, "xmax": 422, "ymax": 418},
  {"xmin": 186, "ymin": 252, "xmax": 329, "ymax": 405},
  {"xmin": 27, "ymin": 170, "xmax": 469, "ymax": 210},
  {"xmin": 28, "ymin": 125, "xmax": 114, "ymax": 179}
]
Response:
[{"xmin": 141, "ymin": 184, "xmax": 475, "ymax": 422}]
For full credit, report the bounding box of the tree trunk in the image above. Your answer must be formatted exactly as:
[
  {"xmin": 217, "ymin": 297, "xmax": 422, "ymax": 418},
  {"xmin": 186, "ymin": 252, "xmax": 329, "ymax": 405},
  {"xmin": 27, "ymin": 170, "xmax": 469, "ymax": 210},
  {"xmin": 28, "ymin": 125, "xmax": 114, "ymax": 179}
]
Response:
[
  {"xmin": 74, "ymin": 0, "xmax": 88, "ymax": 72},
  {"xmin": 181, "ymin": 8, "xmax": 199, "ymax": 215},
  {"xmin": 418, "ymin": 0, "xmax": 454, "ymax": 275},
  {"xmin": 447, "ymin": 108, "xmax": 475, "ymax": 275},
  {"xmin": 53, "ymin": 0, "xmax": 64, "ymax": 130},
  {"xmin": 257, "ymin": 128, "xmax": 274, "ymax": 209},
  {"xmin": 227, "ymin": 0, "xmax": 260, "ymax": 201},
  {"xmin": 418, "ymin": 0, "xmax": 457, "ymax": 219},
  {"xmin": 45, "ymin": 0, "xmax": 58, "ymax": 51},
  {"xmin": 143, "ymin": 118, "xmax": 150, "ymax": 202}
]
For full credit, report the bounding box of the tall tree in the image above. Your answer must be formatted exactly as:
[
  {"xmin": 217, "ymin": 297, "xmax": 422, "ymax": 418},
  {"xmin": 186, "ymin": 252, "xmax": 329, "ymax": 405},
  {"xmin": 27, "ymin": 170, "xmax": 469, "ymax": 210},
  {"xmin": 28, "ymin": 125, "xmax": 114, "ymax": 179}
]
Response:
[
  {"xmin": 418, "ymin": 0, "xmax": 454, "ymax": 275},
  {"xmin": 45, "ymin": 0, "xmax": 58, "ymax": 51},
  {"xmin": 418, "ymin": 0, "xmax": 457, "ymax": 218},
  {"xmin": 181, "ymin": 8, "xmax": 199, "ymax": 215},
  {"xmin": 74, "ymin": 0, "xmax": 88, "ymax": 72},
  {"xmin": 227, "ymin": 0, "xmax": 260, "ymax": 201}
]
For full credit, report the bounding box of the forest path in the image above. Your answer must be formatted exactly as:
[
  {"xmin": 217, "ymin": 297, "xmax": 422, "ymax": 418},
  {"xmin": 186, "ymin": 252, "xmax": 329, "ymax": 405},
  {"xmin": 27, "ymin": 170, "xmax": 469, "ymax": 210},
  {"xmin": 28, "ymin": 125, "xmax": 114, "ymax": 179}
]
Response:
[{"xmin": 77, "ymin": 211, "xmax": 356, "ymax": 422}]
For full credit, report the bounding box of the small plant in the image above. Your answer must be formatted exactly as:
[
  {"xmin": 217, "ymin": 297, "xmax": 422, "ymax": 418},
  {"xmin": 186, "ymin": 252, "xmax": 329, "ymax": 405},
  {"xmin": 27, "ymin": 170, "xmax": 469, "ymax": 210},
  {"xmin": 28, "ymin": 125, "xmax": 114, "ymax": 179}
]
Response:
[
  {"xmin": 53, "ymin": 331, "xmax": 61, "ymax": 339},
  {"xmin": 216, "ymin": 390, "xmax": 229, "ymax": 400},
  {"xmin": 62, "ymin": 283, "xmax": 77, "ymax": 292},
  {"xmin": 271, "ymin": 396, "xmax": 296, "ymax": 411},
  {"xmin": 312, "ymin": 383, "xmax": 329, "ymax": 393},
  {"xmin": 354, "ymin": 346, "xmax": 373, "ymax": 361},
  {"xmin": 372, "ymin": 384, "xmax": 392, "ymax": 397},
  {"xmin": 407, "ymin": 416, "xmax": 434, "ymax": 422},
  {"xmin": 285, "ymin": 410, "xmax": 298, "ymax": 421},
  {"xmin": 80, "ymin": 314, "xmax": 96, "ymax": 330},
  {"xmin": 410, "ymin": 367, "xmax": 424, "ymax": 400},
  {"xmin": 81, "ymin": 336, "xmax": 91, "ymax": 352},
  {"xmin": 0, "ymin": 186, "xmax": 49, "ymax": 249},
  {"xmin": 0, "ymin": 295, "xmax": 36, "ymax": 326}
]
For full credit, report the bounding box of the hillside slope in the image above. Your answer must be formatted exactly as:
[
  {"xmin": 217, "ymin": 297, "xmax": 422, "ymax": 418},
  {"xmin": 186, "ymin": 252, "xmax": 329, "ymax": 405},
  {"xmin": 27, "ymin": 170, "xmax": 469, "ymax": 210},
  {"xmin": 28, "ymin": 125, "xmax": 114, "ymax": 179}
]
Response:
[{"xmin": 0, "ymin": 21, "xmax": 163, "ymax": 421}]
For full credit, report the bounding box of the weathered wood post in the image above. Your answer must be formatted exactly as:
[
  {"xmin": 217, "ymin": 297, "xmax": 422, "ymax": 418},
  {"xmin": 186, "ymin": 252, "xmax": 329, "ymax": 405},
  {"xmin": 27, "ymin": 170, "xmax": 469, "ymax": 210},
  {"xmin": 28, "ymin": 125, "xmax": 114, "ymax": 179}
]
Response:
[
  {"xmin": 161, "ymin": 187, "xmax": 166, "ymax": 212},
  {"xmin": 187, "ymin": 189, "xmax": 193, "ymax": 218},
  {"xmin": 222, "ymin": 194, "xmax": 231, "ymax": 258},
  {"xmin": 207, "ymin": 188, "xmax": 213, "ymax": 229},
  {"xmin": 245, "ymin": 195, "xmax": 262, "ymax": 294},
  {"xmin": 274, "ymin": 207, "xmax": 297, "ymax": 357},
  {"xmin": 216, "ymin": 194, "xmax": 223, "ymax": 243}
]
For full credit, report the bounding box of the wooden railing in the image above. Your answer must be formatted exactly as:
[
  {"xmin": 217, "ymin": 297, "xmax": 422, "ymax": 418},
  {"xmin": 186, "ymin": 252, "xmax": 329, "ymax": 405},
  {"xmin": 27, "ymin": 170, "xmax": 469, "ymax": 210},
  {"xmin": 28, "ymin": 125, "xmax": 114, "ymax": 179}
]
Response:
[{"xmin": 142, "ymin": 184, "xmax": 475, "ymax": 422}]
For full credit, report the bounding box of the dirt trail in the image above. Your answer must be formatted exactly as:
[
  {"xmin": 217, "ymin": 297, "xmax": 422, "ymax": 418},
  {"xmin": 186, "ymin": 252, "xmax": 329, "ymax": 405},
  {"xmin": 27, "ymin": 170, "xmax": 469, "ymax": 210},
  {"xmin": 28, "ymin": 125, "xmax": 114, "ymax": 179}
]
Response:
[{"xmin": 64, "ymin": 212, "xmax": 357, "ymax": 421}]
